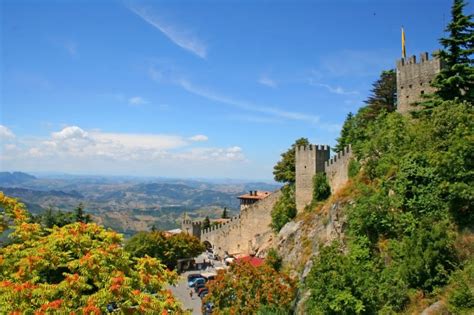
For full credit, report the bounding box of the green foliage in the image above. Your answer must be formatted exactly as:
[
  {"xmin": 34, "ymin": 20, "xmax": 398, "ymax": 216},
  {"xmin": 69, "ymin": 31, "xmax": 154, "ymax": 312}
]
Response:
[
  {"xmin": 33, "ymin": 203, "xmax": 92, "ymax": 229},
  {"xmin": 204, "ymin": 260, "xmax": 296, "ymax": 314},
  {"xmin": 312, "ymin": 173, "xmax": 331, "ymax": 202},
  {"xmin": 265, "ymin": 248, "xmax": 282, "ymax": 271},
  {"xmin": 431, "ymin": 0, "xmax": 474, "ymax": 103},
  {"xmin": 447, "ymin": 260, "xmax": 474, "ymax": 314},
  {"xmin": 221, "ymin": 207, "xmax": 229, "ymax": 219},
  {"xmin": 305, "ymin": 238, "xmax": 408, "ymax": 314},
  {"xmin": 335, "ymin": 69, "xmax": 396, "ymax": 153},
  {"xmin": 273, "ymin": 138, "xmax": 309, "ymax": 183},
  {"xmin": 0, "ymin": 193, "xmax": 183, "ymax": 313},
  {"xmin": 271, "ymin": 185, "xmax": 296, "ymax": 232},
  {"xmin": 306, "ymin": 99, "xmax": 473, "ymax": 312},
  {"xmin": 202, "ymin": 216, "xmax": 211, "ymax": 230},
  {"xmin": 125, "ymin": 231, "xmax": 205, "ymax": 270},
  {"xmin": 348, "ymin": 159, "xmax": 361, "ymax": 178}
]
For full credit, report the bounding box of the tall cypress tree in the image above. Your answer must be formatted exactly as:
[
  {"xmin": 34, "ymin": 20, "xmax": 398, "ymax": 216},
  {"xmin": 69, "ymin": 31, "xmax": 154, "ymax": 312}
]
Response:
[{"xmin": 432, "ymin": 0, "xmax": 474, "ymax": 102}]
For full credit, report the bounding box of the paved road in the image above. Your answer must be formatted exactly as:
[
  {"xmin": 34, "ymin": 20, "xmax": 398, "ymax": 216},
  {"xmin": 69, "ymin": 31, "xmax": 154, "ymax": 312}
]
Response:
[{"xmin": 169, "ymin": 253, "xmax": 227, "ymax": 314}]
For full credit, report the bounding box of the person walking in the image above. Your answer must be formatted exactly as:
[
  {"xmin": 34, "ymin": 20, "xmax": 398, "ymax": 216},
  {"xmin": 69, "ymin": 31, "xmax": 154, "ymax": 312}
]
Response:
[{"xmin": 189, "ymin": 290, "xmax": 193, "ymax": 300}]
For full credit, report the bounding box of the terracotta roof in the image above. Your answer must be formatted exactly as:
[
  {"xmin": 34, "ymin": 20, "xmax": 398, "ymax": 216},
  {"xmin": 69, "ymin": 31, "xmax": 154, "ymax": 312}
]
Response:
[
  {"xmin": 236, "ymin": 256, "xmax": 265, "ymax": 267},
  {"xmin": 237, "ymin": 191, "xmax": 272, "ymax": 200}
]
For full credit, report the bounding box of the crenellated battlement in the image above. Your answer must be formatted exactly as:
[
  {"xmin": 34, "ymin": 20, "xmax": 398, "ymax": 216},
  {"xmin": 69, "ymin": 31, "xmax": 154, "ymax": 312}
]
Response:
[
  {"xmin": 325, "ymin": 145, "xmax": 352, "ymax": 168},
  {"xmin": 324, "ymin": 145, "xmax": 353, "ymax": 193},
  {"xmin": 201, "ymin": 215, "xmax": 241, "ymax": 235},
  {"xmin": 396, "ymin": 51, "xmax": 443, "ymax": 115},
  {"xmin": 297, "ymin": 144, "xmax": 330, "ymax": 152}
]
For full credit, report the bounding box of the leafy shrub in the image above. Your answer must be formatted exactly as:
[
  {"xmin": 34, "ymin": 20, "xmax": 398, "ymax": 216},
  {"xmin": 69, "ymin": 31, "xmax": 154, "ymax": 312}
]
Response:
[
  {"xmin": 348, "ymin": 159, "xmax": 361, "ymax": 178},
  {"xmin": 312, "ymin": 173, "xmax": 331, "ymax": 202},
  {"xmin": 204, "ymin": 260, "xmax": 296, "ymax": 314},
  {"xmin": 271, "ymin": 185, "xmax": 296, "ymax": 232}
]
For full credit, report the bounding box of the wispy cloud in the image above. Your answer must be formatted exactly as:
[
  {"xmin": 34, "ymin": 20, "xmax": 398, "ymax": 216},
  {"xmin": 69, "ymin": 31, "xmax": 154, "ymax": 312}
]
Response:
[
  {"xmin": 258, "ymin": 75, "xmax": 277, "ymax": 88},
  {"xmin": 129, "ymin": 5, "xmax": 207, "ymax": 58},
  {"xmin": 309, "ymin": 81, "xmax": 359, "ymax": 95},
  {"xmin": 128, "ymin": 96, "xmax": 148, "ymax": 106},
  {"xmin": 189, "ymin": 134, "xmax": 208, "ymax": 142},
  {"xmin": 177, "ymin": 79, "xmax": 320, "ymax": 124},
  {"xmin": 0, "ymin": 125, "xmax": 15, "ymax": 139}
]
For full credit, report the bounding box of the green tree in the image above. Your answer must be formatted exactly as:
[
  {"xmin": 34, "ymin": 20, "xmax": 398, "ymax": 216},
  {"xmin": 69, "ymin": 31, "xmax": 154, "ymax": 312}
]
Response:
[
  {"xmin": 0, "ymin": 193, "xmax": 183, "ymax": 313},
  {"xmin": 74, "ymin": 202, "xmax": 91, "ymax": 223},
  {"xmin": 273, "ymin": 138, "xmax": 309, "ymax": 183},
  {"xmin": 364, "ymin": 69, "xmax": 397, "ymax": 117},
  {"xmin": 335, "ymin": 112, "xmax": 355, "ymax": 153},
  {"xmin": 221, "ymin": 207, "xmax": 229, "ymax": 219},
  {"xmin": 125, "ymin": 231, "xmax": 205, "ymax": 270},
  {"xmin": 202, "ymin": 216, "xmax": 211, "ymax": 230},
  {"xmin": 432, "ymin": 0, "xmax": 474, "ymax": 103},
  {"xmin": 204, "ymin": 260, "xmax": 296, "ymax": 314},
  {"xmin": 312, "ymin": 173, "xmax": 331, "ymax": 202},
  {"xmin": 271, "ymin": 185, "xmax": 296, "ymax": 232}
]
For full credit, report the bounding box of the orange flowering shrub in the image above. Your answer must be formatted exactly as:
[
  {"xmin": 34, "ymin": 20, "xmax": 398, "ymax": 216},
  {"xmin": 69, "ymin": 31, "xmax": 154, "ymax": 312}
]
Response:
[
  {"xmin": 0, "ymin": 192, "xmax": 184, "ymax": 313},
  {"xmin": 204, "ymin": 260, "xmax": 296, "ymax": 314}
]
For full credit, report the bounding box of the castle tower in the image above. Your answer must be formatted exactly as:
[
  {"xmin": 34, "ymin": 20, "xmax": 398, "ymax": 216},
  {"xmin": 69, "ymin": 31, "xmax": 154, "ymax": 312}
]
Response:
[
  {"xmin": 396, "ymin": 52, "xmax": 443, "ymax": 114},
  {"xmin": 295, "ymin": 144, "xmax": 330, "ymax": 212},
  {"xmin": 181, "ymin": 215, "xmax": 202, "ymax": 239}
]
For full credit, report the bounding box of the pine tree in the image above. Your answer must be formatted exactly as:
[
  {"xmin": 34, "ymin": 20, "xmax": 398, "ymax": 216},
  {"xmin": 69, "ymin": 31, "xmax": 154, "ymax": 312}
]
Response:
[
  {"xmin": 202, "ymin": 216, "xmax": 211, "ymax": 230},
  {"xmin": 364, "ymin": 69, "xmax": 397, "ymax": 116},
  {"xmin": 335, "ymin": 112, "xmax": 355, "ymax": 153},
  {"xmin": 432, "ymin": 0, "xmax": 474, "ymax": 102},
  {"xmin": 222, "ymin": 207, "xmax": 229, "ymax": 219}
]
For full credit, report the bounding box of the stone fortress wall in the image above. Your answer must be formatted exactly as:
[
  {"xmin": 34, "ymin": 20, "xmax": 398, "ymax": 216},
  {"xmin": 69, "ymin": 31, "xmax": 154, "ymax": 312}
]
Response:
[
  {"xmin": 396, "ymin": 51, "xmax": 442, "ymax": 114},
  {"xmin": 295, "ymin": 145, "xmax": 330, "ymax": 212},
  {"xmin": 200, "ymin": 190, "xmax": 282, "ymax": 257},
  {"xmin": 325, "ymin": 145, "xmax": 353, "ymax": 195}
]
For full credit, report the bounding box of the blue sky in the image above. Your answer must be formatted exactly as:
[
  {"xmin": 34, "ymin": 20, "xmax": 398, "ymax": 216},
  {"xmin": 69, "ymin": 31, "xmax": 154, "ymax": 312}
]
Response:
[{"xmin": 0, "ymin": 0, "xmax": 464, "ymax": 180}]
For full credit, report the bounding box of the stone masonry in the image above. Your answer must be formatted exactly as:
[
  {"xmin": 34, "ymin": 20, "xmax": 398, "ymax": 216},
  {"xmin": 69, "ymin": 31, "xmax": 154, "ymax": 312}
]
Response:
[
  {"xmin": 295, "ymin": 145, "xmax": 330, "ymax": 212},
  {"xmin": 396, "ymin": 52, "xmax": 443, "ymax": 114},
  {"xmin": 325, "ymin": 145, "xmax": 353, "ymax": 194}
]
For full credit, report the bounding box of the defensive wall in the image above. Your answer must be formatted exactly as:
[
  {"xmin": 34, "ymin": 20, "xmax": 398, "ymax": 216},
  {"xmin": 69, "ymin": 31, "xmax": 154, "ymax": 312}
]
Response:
[
  {"xmin": 295, "ymin": 145, "xmax": 330, "ymax": 212},
  {"xmin": 325, "ymin": 145, "xmax": 353, "ymax": 195},
  {"xmin": 200, "ymin": 189, "xmax": 282, "ymax": 257},
  {"xmin": 396, "ymin": 51, "xmax": 442, "ymax": 115}
]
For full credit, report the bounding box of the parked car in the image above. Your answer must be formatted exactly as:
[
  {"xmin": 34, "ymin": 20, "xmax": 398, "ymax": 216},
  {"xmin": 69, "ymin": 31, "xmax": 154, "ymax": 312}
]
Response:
[
  {"xmin": 194, "ymin": 282, "xmax": 206, "ymax": 293},
  {"xmin": 188, "ymin": 277, "xmax": 205, "ymax": 288},
  {"xmin": 187, "ymin": 273, "xmax": 202, "ymax": 282},
  {"xmin": 197, "ymin": 287, "xmax": 208, "ymax": 296},
  {"xmin": 198, "ymin": 289, "xmax": 208, "ymax": 299},
  {"xmin": 207, "ymin": 253, "xmax": 216, "ymax": 260}
]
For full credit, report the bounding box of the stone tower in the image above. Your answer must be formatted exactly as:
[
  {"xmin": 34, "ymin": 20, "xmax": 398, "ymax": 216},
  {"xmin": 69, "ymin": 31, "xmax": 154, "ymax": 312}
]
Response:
[
  {"xmin": 295, "ymin": 144, "xmax": 330, "ymax": 212},
  {"xmin": 396, "ymin": 52, "xmax": 443, "ymax": 114},
  {"xmin": 181, "ymin": 216, "xmax": 202, "ymax": 239}
]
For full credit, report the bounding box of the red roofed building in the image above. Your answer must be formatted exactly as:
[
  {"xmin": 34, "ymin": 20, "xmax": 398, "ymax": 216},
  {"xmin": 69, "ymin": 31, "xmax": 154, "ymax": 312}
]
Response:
[
  {"xmin": 236, "ymin": 255, "xmax": 265, "ymax": 267},
  {"xmin": 237, "ymin": 190, "xmax": 272, "ymax": 211}
]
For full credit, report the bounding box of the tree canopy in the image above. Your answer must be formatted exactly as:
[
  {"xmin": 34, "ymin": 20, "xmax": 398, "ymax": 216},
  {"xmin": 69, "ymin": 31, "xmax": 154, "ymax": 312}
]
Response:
[
  {"xmin": 0, "ymin": 193, "xmax": 183, "ymax": 313},
  {"xmin": 431, "ymin": 0, "xmax": 474, "ymax": 103},
  {"xmin": 273, "ymin": 138, "xmax": 309, "ymax": 183},
  {"xmin": 125, "ymin": 230, "xmax": 205, "ymax": 270}
]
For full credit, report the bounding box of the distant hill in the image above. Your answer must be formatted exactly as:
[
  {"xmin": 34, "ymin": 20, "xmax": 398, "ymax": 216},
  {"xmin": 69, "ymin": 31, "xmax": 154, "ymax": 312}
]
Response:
[
  {"xmin": 0, "ymin": 174, "xmax": 280, "ymax": 237},
  {"xmin": 0, "ymin": 172, "xmax": 36, "ymax": 185}
]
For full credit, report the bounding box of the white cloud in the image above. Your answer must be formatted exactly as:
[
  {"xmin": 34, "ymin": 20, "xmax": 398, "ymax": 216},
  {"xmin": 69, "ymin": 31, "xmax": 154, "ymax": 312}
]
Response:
[
  {"xmin": 258, "ymin": 75, "xmax": 277, "ymax": 88},
  {"xmin": 309, "ymin": 82, "xmax": 359, "ymax": 95},
  {"xmin": 0, "ymin": 125, "xmax": 15, "ymax": 139},
  {"xmin": 1, "ymin": 126, "xmax": 244, "ymax": 166},
  {"xmin": 128, "ymin": 96, "xmax": 148, "ymax": 106},
  {"xmin": 189, "ymin": 134, "xmax": 208, "ymax": 142},
  {"xmin": 177, "ymin": 79, "xmax": 321, "ymax": 124},
  {"xmin": 129, "ymin": 5, "xmax": 207, "ymax": 58}
]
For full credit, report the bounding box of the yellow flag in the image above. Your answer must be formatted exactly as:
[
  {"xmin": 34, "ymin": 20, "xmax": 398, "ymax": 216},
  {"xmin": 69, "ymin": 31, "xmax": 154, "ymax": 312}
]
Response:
[{"xmin": 401, "ymin": 27, "xmax": 406, "ymax": 59}]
